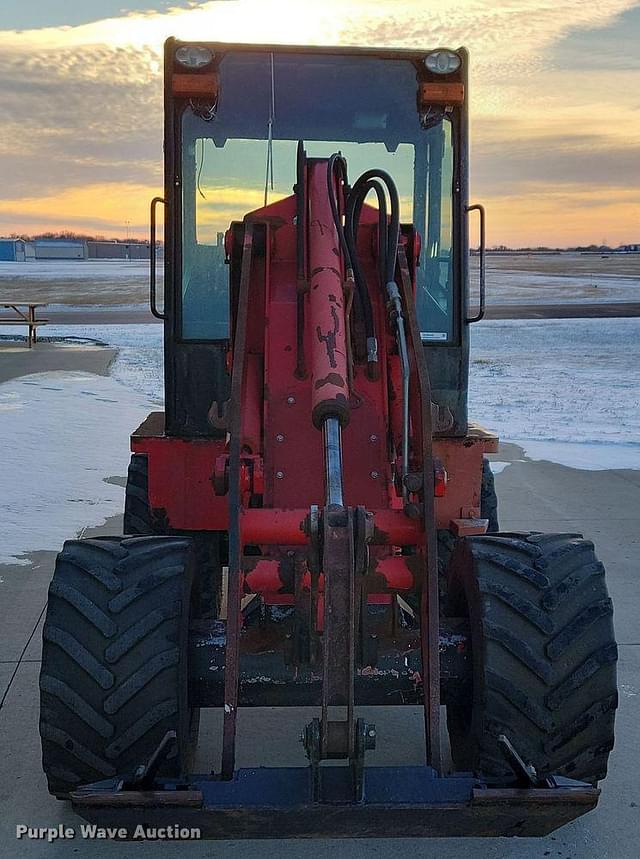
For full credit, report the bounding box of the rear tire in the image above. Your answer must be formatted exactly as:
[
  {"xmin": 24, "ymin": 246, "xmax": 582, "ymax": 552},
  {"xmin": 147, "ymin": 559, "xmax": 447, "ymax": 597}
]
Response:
[
  {"xmin": 124, "ymin": 454, "xmax": 162, "ymax": 535},
  {"xmin": 446, "ymin": 532, "xmax": 617, "ymax": 785},
  {"xmin": 481, "ymin": 458, "xmax": 499, "ymax": 533},
  {"xmin": 40, "ymin": 536, "xmax": 198, "ymax": 798}
]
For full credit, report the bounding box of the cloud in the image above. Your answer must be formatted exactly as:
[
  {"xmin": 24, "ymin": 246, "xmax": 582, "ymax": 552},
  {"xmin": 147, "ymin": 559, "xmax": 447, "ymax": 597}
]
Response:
[
  {"xmin": 0, "ymin": 0, "xmax": 639, "ymax": 242},
  {"xmin": 0, "ymin": 182, "xmax": 162, "ymax": 235},
  {"xmin": 472, "ymin": 129, "xmax": 640, "ymax": 192},
  {"xmin": 0, "ymin": 42, "xmax": 163, "ymax": 202},
  {"xmin": 480, "ymin": 185, "xmax": 639, "ymax": 245}
]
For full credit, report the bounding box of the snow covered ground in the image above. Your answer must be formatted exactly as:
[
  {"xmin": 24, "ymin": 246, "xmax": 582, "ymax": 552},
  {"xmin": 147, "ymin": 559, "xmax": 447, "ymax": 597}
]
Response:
[
  {"xmin": 0, "ymin": 260, "xmax": 149, "ymax": 280},
  {"xmin": 1, "ymin": 316, "xmax": 638, "ymax": 564},
  {"xmin": 45, "ymin": 316, "xmax": 640, "ymax": 466},
  {"xmin": 0, "ymin": 370, "xmax": 152, "ymax": 564},
  {"xmin": 2, "ymin": 254, "xmax": 638, "ymax": 306},
  {"xmin": 470, "ymin": 255, "xmax": 640, "ymax": 305},
  {"xmin": 45, "ymin": 325, "xmax": 165, "ymax": 402},
  {"xmin": 469, "ymin": 318, "xmax": 640, "ymax": 470}
]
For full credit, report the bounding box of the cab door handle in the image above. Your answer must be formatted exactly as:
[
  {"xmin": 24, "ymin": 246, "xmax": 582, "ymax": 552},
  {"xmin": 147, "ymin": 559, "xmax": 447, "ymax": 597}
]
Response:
[
  {"xmin": 466, "ymin": 203, "xmax": 486, "ymax": 323},
  {"xmin": 150, "ymin": 196, "xmax": 166, "ymax": 320}
]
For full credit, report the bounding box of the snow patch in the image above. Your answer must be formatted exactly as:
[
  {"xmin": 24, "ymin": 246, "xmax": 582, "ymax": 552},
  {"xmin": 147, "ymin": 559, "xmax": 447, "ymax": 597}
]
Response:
[
  {"xmin": 513, "ymin": 439, "xmax": 640, "ymax": 471},
  {"xmin": 47, "ymin": 325, "xmax": 163, "ymax": 402},
  {"xmin": 470, "ymin": 318, "xmax": 640, "ymax": 470},
  {"xmin": 488, "ymin": 461, "xmax": 512, "ymax": 475},
  {"xmin": 43, "ymin": 317, "xmax": 640, "ymax": 473},
  {"xmin": 0, "ymin": 372, "xmax": 152, "ymax": 565}
]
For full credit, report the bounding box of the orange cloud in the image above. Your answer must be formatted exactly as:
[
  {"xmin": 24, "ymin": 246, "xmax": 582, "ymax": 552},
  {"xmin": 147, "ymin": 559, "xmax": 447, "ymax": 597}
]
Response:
[{"xmin": 1, "ymin": 1, "xmax": 639, "ymax": 244}]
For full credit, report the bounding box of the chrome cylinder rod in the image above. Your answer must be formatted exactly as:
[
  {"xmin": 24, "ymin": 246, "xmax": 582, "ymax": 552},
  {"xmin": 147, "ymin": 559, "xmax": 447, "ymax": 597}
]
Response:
[{"xmin": 323, "ymin": 417, "xmax": 345, "ymax": 508}]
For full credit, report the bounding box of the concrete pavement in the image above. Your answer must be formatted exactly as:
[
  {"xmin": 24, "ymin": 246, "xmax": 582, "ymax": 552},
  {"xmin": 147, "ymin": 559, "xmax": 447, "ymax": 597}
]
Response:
[{"xmin": 1, "ymin": 445, "xmax": 639, "ymax": 857}]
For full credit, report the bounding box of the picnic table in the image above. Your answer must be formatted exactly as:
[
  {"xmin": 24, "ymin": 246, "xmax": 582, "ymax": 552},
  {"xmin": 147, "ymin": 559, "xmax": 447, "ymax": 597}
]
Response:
[{"xmin": 0, "ymin": 302, "xmax": 48, "ymax": 347}]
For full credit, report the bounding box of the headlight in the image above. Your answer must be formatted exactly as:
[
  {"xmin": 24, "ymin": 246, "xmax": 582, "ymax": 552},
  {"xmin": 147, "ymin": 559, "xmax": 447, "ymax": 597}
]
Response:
[
  {"xmin": 175, "ymin": 45, "xmax": 214, "ymax": 70},
  {"xmin": 424, "ymin": 50, "xmax": 461, "ymax": 75}
]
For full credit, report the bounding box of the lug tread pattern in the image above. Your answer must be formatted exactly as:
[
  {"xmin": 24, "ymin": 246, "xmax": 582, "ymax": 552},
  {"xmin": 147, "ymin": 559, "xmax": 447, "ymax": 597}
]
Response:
[
  {"xmin": 40, "ymin": 723, "xmax": 116, "ymax": 777},
  {"xmin": 105, "ymin": 700, "xmax": 178, "ymax": 759},
  {"xmin": 546, "ymin": 599, "xmax": 613, "ymax": 659},
  {"xmin": 104, "ymin": 650, "xmax": 180, "ymax": 715},
  {"xmin": 39, "ymin": 536, "xmax": 195, "ymax": 798},
  {"xmin": 108, "ymin": 566, "xmax": 185, "ymax": 613},
  {"xmin": 447, "ymin": 532, "xmax": 617, "ymax": 785},
  {"xmin": 49, "ymin": 580, "xmax": 116, "ymax": 637},
  {"xmin": 105, "ymin": 605, "xmax": 179, "ymax": 664},
  {"xmin": 40, "ymin": 675, "xmax": 115, "ymax": 739},
  {"xmin": 123, "ymin": 454, "xmax": 154, "ymax": 536},
  {"xmin": 480, "ymin": 580, "xmax": 554, "ymax": 634},
  {"xmin": 484, "ymin": 622, "xmax": 551, "ymax": 682},
  {"xmin": 43, "ymin": 626, "xmax": 114, "ymax": 690}
]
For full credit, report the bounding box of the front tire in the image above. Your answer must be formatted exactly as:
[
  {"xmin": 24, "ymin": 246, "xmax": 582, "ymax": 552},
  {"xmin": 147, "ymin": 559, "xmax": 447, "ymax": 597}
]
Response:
[
  {"xmin": 446, "ymin": 532, "xmax": 617, "ymax": 785},
  {"xmin": 40, "ymin": 536, "xmax": 198, "ymax": 798}
]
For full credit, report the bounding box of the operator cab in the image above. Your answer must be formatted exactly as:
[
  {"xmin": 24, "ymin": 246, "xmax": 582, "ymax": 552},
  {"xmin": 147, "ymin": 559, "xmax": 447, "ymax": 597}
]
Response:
[{"xmin": 155, "ymin": 42, "xmax": 481, "ymax": 437}]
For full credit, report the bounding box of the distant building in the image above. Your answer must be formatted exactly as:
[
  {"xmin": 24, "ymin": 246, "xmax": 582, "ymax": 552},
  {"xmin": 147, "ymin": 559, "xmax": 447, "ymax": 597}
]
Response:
[
  {"xmin": 0, "ymin": 238, "xmax": 26, "ymax": 261},
  {"xmin": 33, "ymin": 240, "xmax": 88, "ymax": 260},
  {"xmin": 87, "ymin": 241, "xmax": 150, "ymax": 260},
  {"xmin": 618, "ymin": 243, "xmax": 640, "ymax": 253}
]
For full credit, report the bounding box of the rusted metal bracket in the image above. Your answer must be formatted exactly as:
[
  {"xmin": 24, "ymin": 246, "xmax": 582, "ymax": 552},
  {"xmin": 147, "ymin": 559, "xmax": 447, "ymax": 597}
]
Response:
[
  {"xmin": 208, "ymin": 398, "xmax": 230, "ymax": 430},
  {"xmin": 431, "ymin": 402, "xmax": 454, "ymax": 434},
  {"xmin": 397, "ymin": 243, "xmax": 442, "ymax": 771},
  {"xmin": 302, "ymin": 504, "xmax": 378, "ymax": 801},
  {"xmin": 221, "ymin": 221, "xmax": 255, "ymax": 780},
  {"xmin": 126, "ymin": 730, "xmax": 177, "ymax": 790},
  {"xmin": 451, "ymin": 517, "xmax": 489, "ymax": 537}
]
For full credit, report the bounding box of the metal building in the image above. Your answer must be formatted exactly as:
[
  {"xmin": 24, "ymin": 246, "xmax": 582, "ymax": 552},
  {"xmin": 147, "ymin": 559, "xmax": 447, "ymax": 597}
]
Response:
[
  {"xmin": 34, "ymin": 240, "xmax": 88, "ymax": 260},
  {"xmin": 0, "ymin": 238, "xmax": 26, "ymax": 261},
  {"xmin": 87, "ymin": 241, "xmax": 151, "ymax": 260}
]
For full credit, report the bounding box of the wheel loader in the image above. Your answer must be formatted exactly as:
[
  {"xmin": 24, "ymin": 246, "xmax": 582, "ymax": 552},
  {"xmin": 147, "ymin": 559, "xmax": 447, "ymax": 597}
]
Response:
[{"xmin": 39, "ymin": 41, "xmax": 617, "ymax": 839}]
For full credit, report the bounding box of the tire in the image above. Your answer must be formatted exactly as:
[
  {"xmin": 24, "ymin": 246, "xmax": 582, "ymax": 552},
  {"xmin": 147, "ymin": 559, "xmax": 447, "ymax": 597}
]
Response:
[
  {"xmin": 123, "ymin": 454, "xmax": 225, "ymax": 618},
  {"xmin": 481, "ymin": 458, "xmax": 499, "ymax": 533},
  {"xmin": 39, "ymin": 536, "xmax": 198, "ymax": 798},
  {"xmin": 446, "ymin": 532, "xmax": 617, "ymax": 786},
  {"xmin": 124, "ymin": 454, "xmax": 158, "ymax": 535}
]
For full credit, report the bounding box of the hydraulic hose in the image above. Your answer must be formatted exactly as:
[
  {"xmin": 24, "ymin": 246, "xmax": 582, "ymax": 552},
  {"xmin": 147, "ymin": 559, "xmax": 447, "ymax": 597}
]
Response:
[
  {"xmin": 327, "ymin": 162, "xmax": 402, "ymax": 373},
  {"xmin": 337, "ymin": 165, "xmax": 409, "ymax": 500}
]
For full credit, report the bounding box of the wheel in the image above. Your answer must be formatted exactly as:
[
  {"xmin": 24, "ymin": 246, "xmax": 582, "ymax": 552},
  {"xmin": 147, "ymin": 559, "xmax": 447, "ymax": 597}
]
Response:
[
  {"xmin": 39, "ymin": 536, "xmax": 198, "ymax": 798},
  {"xmin": 481, "ymin": 458, "xmax": 499, "ymax": 533},
  {"xmin": 124, "ymin": 454, "xmax": 165, "ymax": 535},
  {"xmin": 446, "ymin": 532, "xmax": 617, "ymax": 785},
  {"xmin": 123, "ymin": 454, "xmax": 225, "ymax": 618}
]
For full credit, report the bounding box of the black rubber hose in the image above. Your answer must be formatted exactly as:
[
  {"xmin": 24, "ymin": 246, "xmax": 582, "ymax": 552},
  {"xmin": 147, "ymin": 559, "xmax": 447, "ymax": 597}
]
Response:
[
  {"xmin": 348, "ymin": 168, "xmax": 400, "ymax": 289},
  {"xmin": 326, "ymin": 160, "xmax": 402, "ymax": 364},
  {"xmin": 327, "ymin": 154, "xmax": 352, "ymax": 271},
  {"xmin": 346, "ymin": 177, "xmax": 388, "ymax": 296},
  {"xmin": 327, "ymin": 154, "xmax": 373, "ymax": 360}
]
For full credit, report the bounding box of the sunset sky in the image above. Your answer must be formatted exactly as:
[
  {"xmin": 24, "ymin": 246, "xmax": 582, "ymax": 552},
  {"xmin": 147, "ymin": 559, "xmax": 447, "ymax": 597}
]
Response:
[{"xmin": 0, "ymin": 1, "xmax": 639, "ymax": 246}]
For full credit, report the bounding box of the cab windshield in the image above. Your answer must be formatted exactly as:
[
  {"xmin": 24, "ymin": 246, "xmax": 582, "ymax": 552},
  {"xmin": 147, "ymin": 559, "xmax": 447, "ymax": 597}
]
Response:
[{"xmin": 181, "ymin": 51, "xmax": 456, "ymax": 342}]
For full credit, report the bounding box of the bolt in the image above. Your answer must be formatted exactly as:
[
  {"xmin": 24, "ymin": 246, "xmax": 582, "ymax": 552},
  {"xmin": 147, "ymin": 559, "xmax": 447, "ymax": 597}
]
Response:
[
  {"xmin": 403, "ymin": 472, "xmax": 423, "ymax": 493},
  {"xmin": 370, "ymin": 470, "xmax": 379, "ymax": 479},
  {"xmin": 276, "ymin": 470, "xmax": 285, "ymax": 479},
  {"xmin": 276, "ymin": 433, "xmax": 285, "ymax": 443},
  {"xmin": 369, "ymin": 434, "xmax": 378, "ymax": 443},
  {"xmin": 368, "ymin": 728, "xmax": 376, "ymax": 738},
  {"xmin": 287, "ymin": 396, "xmax": 296, "ymax": 405}
]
